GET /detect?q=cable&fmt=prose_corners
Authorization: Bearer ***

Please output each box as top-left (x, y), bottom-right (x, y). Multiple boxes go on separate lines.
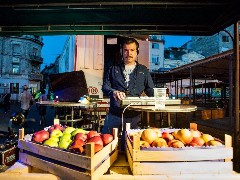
top-left (121, 103), bottom-right (132, 132)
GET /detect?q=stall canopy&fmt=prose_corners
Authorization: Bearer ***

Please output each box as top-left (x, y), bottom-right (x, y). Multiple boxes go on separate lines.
top-left (0, 0), bottom-right (239, 36)
top-left (152, 48), bottom-right (235, 84)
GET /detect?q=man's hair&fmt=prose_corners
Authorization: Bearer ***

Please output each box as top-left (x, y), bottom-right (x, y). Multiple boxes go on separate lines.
top-left (23, 85), bottom-right (28, 90)
top-left (121, 37), bottom-right (139, 55)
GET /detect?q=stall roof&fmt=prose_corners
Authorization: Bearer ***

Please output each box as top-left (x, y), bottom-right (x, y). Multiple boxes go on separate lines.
top-left (152, 49), bottom-right (235, 83)
top-left (0, 0), bottom-right (239, 36)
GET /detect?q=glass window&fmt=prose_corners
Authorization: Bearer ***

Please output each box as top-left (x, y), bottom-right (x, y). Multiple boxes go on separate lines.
top-left (10, 83), bottom-right (19, 94)
top-left (152, 43), bottom-right (159, 49)
top-left (222, 36), bottom-right (229, 42)
top-left (152, 55), bottom-right (159, 64)
top-left (12, 65), bottom-right (20, 74)
top-left (12, 44), bottom-right (21, 55)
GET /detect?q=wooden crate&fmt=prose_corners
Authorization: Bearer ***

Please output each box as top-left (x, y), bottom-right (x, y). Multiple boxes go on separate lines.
top-left (125, 123), bottom-right (233, 175)
top-left (18, 128), bottom-right (118, 180)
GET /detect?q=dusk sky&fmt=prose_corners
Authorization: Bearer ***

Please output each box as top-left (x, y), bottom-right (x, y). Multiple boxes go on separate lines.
top-left (41, 35), bottom-right (191, 70)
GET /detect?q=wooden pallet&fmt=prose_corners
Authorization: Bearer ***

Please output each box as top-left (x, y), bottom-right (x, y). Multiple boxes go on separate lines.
top-left (18, 128), bottom-right (118, 180)
top-left (125, 123), bottom-right (233, 175)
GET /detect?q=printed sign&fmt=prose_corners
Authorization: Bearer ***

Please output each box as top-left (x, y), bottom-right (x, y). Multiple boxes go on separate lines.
top-left (88, 87), bottom-right (98, 94)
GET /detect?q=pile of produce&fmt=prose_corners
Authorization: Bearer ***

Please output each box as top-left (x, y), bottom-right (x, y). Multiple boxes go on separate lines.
top-left (128, 127), bottom-right (223, 149)
top-left (31, 124), bottom-right (114, 154)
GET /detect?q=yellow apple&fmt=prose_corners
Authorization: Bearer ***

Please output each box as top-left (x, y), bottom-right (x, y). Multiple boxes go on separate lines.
top-left (190, 129), bottom-right (202, 138)
top-left (201, 134), bottom-right (214, 143)
top-left (141, 129), bottom-right (157, 144)
top-left (206, 140), bottom-right (223, 146)
top-left (152, 138), bottom-right (168, 147)
top-left (168, 139), bottom-right (185, 148)
top-left (140, 140), bottom-right (150, 148)
top-left (176, 129), bottom-right (193, 145)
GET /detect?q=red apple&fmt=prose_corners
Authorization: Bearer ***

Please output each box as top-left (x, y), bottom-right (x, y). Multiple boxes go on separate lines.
top-left (32, 130), bottom-right (50, 143)
top-left (48, 124), bottom-right (63, 133)
top-left (69, 139), bottom-right (85, 153)
top-left (95, 144), bottom-right (103, 153)
top-left (74, 133), bottom-right (87, 141)
top-left (87, 130), bottom-right (99, 139)
top-left (162, 132), bottom-right (174, 142)
top-left (190, 137), bottom-right (205, 147)
top-left (87, 136), bottom-right (103, 146)
top-left (101, 134), bottom-right (113, 146)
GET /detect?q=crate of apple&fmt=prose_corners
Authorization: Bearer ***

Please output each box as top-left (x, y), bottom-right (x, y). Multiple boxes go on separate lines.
top-left (31, 124), bottom-right (114, 154)
top-left (128, 125), bottom-right (224, 149)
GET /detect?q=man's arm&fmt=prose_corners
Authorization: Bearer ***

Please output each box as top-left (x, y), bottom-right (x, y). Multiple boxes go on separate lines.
top-left (144, 70), bottom-right (154, 97)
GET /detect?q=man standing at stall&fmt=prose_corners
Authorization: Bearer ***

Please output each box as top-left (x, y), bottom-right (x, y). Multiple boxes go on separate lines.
top-left (102, 37), bottom-right (154, 145)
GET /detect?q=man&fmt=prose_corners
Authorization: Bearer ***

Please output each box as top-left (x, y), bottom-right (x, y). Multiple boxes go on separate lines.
top-left (19, 85), bottom-right (33, 118)
top-left (102, 37), bottom-right (154, 138)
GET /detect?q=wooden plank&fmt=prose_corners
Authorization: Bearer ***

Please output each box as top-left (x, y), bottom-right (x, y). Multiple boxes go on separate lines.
top-left (18, 140), bottom-right (91, 170)
top-left (19, 150), bottom-right (118, 180)
top-left (19, 152), bottom-right (90, 180)
top-left (0, 173), bottom-right (60, 180)
top-left (100, 173), bottom-right (240, 180)
top-left (91, 150), bottom-right (118, 180)
top-left (225, 134), bottom-right (232, 162)
top-left (131, 161), bottom-right (233, 175)
top-left (131, 147), bottom-right (233, 162)
top-left (126, 144), bottom-right (133, 173)
top-left (125, 134), bottom-right (133, 158)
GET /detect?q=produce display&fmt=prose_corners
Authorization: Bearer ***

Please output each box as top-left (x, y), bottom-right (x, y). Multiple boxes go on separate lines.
top-left (31, 124), bottom-right (113, 154)
top-left (128, 127), bottom-right (224, 149)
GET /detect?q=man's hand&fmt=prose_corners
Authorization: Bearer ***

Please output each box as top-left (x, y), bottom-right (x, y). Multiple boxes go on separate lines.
top-left (113, 91), bottom-right (126, 101)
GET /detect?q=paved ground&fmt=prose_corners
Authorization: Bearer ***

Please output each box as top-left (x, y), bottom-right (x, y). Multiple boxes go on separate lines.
top-left (0, 103), bottom-right (55, 135)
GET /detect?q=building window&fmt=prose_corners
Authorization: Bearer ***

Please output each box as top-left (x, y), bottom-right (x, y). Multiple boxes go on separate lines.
top-left (33, 47), bottom-right (38, 56)
top-left (10, 83), bottom-right (19, 94)
top-left (12, 65), bottom-right (20, 74)
top-left (12, 44), bottom-right (21, 55)
top-left (12, 57), bottom-right (20, 63)
top-left (152, 55), bottom-right (159, 65)
top-left (152, 43), bottom-right (159, 49)
top-left (222, 36), bottom-right (229, 42)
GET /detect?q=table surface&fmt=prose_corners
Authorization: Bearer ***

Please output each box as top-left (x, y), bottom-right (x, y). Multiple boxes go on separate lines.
top-left (128, 105), bottom-right (197, 113)
top-left (36, 101), bottom-right (94, 108)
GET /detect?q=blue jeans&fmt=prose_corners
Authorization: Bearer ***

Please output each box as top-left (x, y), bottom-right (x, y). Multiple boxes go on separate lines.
top-left (101, 112), bottom-right (141, 151)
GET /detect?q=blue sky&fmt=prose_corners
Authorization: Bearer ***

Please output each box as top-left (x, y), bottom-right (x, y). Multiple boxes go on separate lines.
top-left (41, 35), bottom-right (191, 69)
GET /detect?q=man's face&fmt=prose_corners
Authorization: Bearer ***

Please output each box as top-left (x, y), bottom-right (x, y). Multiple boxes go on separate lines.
top-left (123, 42), bottom-right (138, 65)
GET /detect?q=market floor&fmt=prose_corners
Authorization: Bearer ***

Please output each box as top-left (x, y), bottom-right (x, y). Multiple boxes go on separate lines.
top-left (0, 103), bottom-right (55, 134)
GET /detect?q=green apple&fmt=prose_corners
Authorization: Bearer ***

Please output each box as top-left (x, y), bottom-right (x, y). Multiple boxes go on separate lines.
top-left (59, 139), bottom-right (72, 149)
top-left (72, 128), bottom-right (87, 136)
top-left (51, 129), bottom-right (63, 138)
top-left (63, 127), bottom-right (76, 134)
top-left (43, 139), bottom-right (59, 147)
top-left (60, 133), bottom-right (72, 141)
top-left (48, 136), bottom-right (60, 143)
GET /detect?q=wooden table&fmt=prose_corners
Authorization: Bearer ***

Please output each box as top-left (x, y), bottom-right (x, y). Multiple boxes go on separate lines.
top-left (128, 105), bottom-right (197, 127)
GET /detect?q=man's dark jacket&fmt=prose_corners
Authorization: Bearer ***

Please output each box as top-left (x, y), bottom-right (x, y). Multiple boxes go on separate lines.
top-left (102, 62), bottom-right (154, 117)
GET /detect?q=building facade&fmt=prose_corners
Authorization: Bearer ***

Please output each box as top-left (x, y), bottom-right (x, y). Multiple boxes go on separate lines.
top-left (0, 35), bottom-right (43, 101)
